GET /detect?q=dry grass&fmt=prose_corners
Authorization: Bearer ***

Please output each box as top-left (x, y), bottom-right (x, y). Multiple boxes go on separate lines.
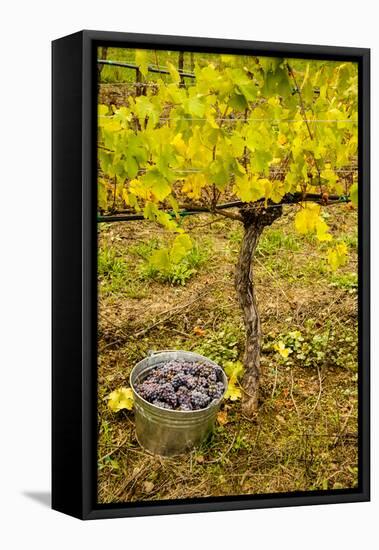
top-left (97, 205), bottom-right (358, 504)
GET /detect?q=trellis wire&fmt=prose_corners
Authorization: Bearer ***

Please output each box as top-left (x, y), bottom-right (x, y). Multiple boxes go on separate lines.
top-left (98, 194), bottom-right (350, 223)
top-left (132, 168), bottom-right (357, 174)
top-left (98, 59), bottom-right (195, 79)
top-left (98, 114), bottom-right (355, 124)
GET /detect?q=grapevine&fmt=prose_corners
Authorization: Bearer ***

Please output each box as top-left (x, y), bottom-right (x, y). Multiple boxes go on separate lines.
top-left (98, 49), bottom-right (358, 415)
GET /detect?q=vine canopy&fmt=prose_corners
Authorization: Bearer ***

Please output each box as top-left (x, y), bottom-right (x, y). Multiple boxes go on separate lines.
top-left (98, 49), bottom-right (358, 266)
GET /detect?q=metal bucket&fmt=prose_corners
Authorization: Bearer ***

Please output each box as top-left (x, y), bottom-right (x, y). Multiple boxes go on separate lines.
top-left (130, 350), bottom-right (228, 457)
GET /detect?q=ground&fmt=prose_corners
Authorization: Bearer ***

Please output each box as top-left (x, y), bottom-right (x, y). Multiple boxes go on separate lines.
top-left (97, 205), bottom-right (358, 503)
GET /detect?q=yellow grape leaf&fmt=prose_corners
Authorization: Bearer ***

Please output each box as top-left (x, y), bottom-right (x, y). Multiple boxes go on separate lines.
top-left (174, 233), bottom-right (192, 252)
top-left (169, 242), bottom-right (187, 264)
top-left (149, 248), bottom-right (171, 271)
top-left (224, 361), bottom-right (243, 402)
top-left (322, 170), bottom-right (338, 189)
top-left (108, 387), bottom-right (134, 412)
top-left (295, 203), bottom-right (332, 242)
top-left (98, 104), bottom-right (109, 117)
top-left (155, 210), bottom-right (179, 231)
top-left (99, 116), bottom-right (121, 132)
top-left (224, 360), bottom-right (244, 379)
top-left (316, 218), bottom-right (332, 242)
top-left (141, 171), bottom-right (171, 202)
top-left (182, 173), bottom-right (207, 199)
top-left (167, 62), bottom-right (180, 84)
top-left (350, 182), bottom-right (358, 207)
top-left (171, 133), bottom-right (187, 156)
top-left (233, 174), bottom-right (265, 203)
top-left (135, 49), bottom-right (149, 77)
top-left (98, 180), bottom-right (108, 210)
top-left (274, 341), bottom-right (292, 359)
top-left (327, 243), bottom-right (348, 271)
top-left (295, 203), bottom-right (320, 233)
top-left (129, 179), bottom-right (152, 200)
top-left (169, 234), bottom-right (192, 264)
top-left (224, 376), bottom-right (241, 401)
top-left (143, 201), bottom-right (159, 220)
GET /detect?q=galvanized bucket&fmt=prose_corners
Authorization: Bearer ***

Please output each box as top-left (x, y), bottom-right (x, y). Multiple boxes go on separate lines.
top-left (130, 350), bottom-right (228, 457)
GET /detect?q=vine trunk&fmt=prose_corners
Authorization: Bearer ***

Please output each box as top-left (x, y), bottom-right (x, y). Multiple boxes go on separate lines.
top-left (235, 205), bottom-right (283, 416)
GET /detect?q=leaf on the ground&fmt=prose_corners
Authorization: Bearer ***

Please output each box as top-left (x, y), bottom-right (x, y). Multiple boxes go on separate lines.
top-left (274, 341), bottom-right (292, 359)
top-left (224, 377), bottom-right (241, 401)
top-left (107, 387), bottom-right (134, 412)
top-left (224, 360), bottom-right (244, 379)
top-left (143, 481), bottom-right (154, 493)
top-left (193, 326), bottom-right (205, 336)
top-left (224, 361), bottom-right (243, 401)
top-left (217, 410), bottom-right (229, 425)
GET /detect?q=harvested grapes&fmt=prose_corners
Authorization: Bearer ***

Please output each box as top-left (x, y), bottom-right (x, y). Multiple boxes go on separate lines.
top-left (135, 360), bottom-right (226, 411)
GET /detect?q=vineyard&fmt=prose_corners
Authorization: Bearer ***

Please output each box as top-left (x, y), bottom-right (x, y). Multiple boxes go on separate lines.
top-left (97, 47), bottom-right (358, 503)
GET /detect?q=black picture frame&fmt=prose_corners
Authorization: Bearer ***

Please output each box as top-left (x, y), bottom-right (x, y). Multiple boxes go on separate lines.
top-left (52, 30), bottom-right (370, 520)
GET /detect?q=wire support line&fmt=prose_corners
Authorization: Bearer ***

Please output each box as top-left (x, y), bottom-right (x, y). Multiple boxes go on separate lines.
top-left (97, 59), bottom-right (195, 78)
top-left (155, 117), bottom-right (356, 123)
top-left (132, 168), bottom-right (357, 174)
top-left (97, 193), bottom-right (350, 223)
top-left (99, 82), bottom-right (198, 87)
top-left (98, 115), bottom-right (356, 124)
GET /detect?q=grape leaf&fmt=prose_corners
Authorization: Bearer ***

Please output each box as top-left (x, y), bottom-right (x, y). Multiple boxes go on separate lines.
top-left (108, 387), bottom-right (134, 412)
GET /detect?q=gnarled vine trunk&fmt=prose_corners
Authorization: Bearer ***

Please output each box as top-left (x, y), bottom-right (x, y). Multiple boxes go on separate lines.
top-left (235, 206), bottom-right (283, 416)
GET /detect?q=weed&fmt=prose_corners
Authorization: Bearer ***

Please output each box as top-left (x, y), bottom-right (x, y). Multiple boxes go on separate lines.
top-left (138, 240), bottom-right (209, 286)
top-left (257, 229), bottom-right (300, 256)
top-left (266, 320), bottom-right (358, 371)
top-left (98, 247), bottom-right (129, 293)
top-left (193, 323), bottom-right (242, 365)
top-left (329, 271), bottom-right (358, 293)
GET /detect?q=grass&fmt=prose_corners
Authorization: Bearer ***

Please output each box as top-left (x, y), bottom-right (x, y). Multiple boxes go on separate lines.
top-left (97, 204), bottom-right (358, 503)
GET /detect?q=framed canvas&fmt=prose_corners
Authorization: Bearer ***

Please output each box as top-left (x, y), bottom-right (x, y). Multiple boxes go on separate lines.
top-left (52, 30), bottom-right (370, 520)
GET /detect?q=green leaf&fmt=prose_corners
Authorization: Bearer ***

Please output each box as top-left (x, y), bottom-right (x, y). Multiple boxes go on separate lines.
top-left (186, 94), bottom-right (206, 117)
top-left (228, 92), bottom-right (248, 111)
top-left (125, 156), bottom-right (139, 179)
top-left (134, 96), bottom-right (159, 127)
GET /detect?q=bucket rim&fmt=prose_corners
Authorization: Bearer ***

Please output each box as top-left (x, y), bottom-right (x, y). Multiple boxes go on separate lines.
top-left (129, 349), bottom-right (228, 415)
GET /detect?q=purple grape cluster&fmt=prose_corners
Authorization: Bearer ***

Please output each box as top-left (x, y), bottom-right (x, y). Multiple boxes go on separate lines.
top-left (135, 359), bottom-right (225, 411)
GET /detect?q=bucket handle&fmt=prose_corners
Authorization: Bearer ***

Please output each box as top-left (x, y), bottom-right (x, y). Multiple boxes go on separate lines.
top-left (147, 349), bottom-right (180, 356)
